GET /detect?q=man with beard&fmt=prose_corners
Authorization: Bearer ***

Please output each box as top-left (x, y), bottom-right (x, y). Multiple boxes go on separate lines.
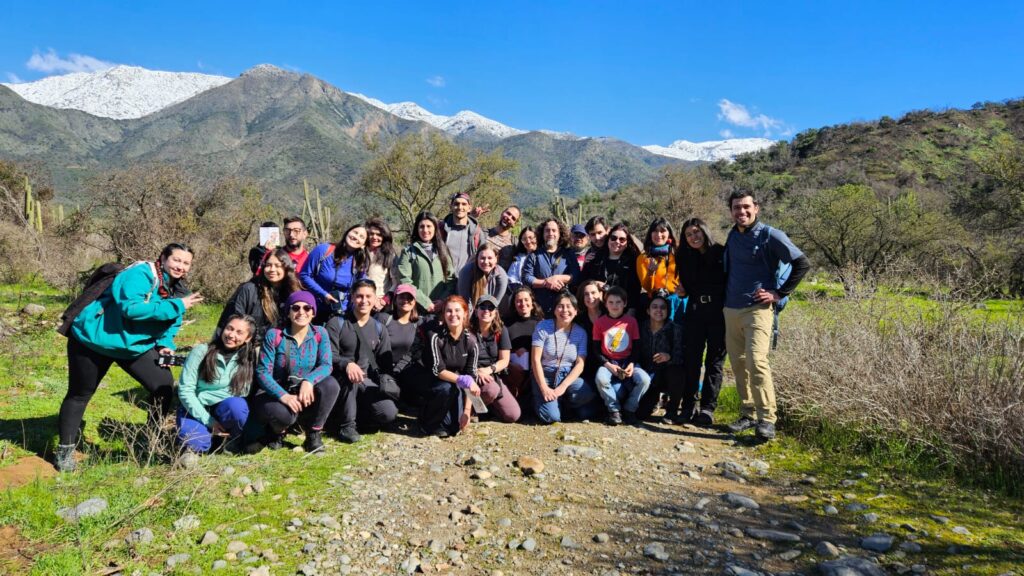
top-left (523, 218), bottom-right (581, 314)
top-left (570, 224), bottom-right (590, 269)
top-left (486, 205), bottom-right (522, 269)
top-left (282, 216), bottom-right (310, 272)
top-left (441, 193), bottom-right (488, 274)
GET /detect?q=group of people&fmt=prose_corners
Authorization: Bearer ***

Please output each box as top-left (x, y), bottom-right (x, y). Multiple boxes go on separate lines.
top-left (53, 189), bottom-right (809, 472)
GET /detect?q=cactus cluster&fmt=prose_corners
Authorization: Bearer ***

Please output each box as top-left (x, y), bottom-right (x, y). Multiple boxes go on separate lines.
top-left (21, 176), bottom-right (67, 233)
top-left (551, 196), bottom-right (587, 226)
top-left (301, 179), bottom-right (332, 244)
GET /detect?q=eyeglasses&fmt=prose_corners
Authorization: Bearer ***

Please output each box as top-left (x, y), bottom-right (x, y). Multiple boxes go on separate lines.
top-left (290, 304), bottom-right (313, 313)
top-left (284, 227), bottom-right (305, 235)
top-left (477, 303), bottom-right (497, 311)
top-left (609, 235), bottom-right (628, 242)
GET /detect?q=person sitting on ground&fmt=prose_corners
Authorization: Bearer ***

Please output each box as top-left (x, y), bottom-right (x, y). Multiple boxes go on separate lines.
top-left (522, 218), bottom-right (581, 315)
top-left (57, 243), bottom-right (203, 472)
top-left (177, 314), bottom-right (257, 453)
top-left (458, 245), bottom-right (509, 311)
top-left (486, 205), bottom-right (522, 269)
top-left (248, 291), bottom-right (340, 453)
top-left (502, 285), bottom-right (544, 406)
top-left (593, 286), bottom-right (651, 425)
top-left (633, 292), bottom-right (685, 422)
top-left (216, 248), bottom-right (301, 344)
top-left (282, 216), bottom-right (311, 272)
top-left (505, 227), bottom-right (538, 289)
top-left (365, 218), bottom-right (398, 311)
top-left (419, 296), bottom-right (483, 437)
top-left (469, 295), bottom-right (521, 423)
top-left (575, 279), bottom-right (605, 385)
top-left (531, 292), bottom-right (598, 424)
top-left (396, 211), bottom-right (456, 315)
top-left (326, 279), bottom-right (399, 444)
top-left (299, 224), bottom-right (368, 323)
top-left (382, 284), bottom-right (428, 407)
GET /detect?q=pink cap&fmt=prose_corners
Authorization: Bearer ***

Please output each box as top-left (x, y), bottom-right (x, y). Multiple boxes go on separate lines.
top-left (394, 284), bottom-right (417, 297)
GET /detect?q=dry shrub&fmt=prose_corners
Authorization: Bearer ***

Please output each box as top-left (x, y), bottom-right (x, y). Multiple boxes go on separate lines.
top-left (774, 293), bottom-right (1024, 486)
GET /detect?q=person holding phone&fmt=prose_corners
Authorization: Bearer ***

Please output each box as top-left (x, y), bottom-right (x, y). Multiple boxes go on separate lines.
top-left (57, 243), bottom-right (203, 472)
top-left (248, 291), bottom-right (340, 453)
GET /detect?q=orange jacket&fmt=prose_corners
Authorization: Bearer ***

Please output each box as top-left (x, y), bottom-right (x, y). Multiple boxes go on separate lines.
top-left (636, 251), bottom-right (678, 294)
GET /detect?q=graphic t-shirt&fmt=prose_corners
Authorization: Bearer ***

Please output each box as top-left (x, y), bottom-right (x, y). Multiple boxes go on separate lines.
top-left (592, 314), bottom-right (639, 362)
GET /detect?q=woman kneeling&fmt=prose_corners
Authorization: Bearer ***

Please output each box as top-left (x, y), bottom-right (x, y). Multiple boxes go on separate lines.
top-left (420, 296), bottom-right (483, 437)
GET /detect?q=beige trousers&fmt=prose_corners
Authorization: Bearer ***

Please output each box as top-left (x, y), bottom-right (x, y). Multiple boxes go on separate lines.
top-left (723, 304), bottom-right (777, 423)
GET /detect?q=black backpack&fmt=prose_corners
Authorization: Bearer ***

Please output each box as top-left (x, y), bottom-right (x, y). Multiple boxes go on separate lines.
top-left (57, 263), bottom-right (126, 337)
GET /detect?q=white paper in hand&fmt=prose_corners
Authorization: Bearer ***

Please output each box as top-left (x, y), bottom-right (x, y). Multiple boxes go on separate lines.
top-left (469, 394), bottom-right (489, 414)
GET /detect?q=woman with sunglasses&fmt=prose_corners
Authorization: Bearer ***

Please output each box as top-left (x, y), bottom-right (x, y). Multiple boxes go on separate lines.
top-left (57, 243), bottom-right (203, 472)
top-left (248, 291), bottom-right (340, 453)
top-left (217, 247), bottom-right (302, 343)
top-left (469, 294), bottom-right (521, 422)
top-left (396, 211), bottom-right (456, 315)
top-left (420, 295), bottom-right (482, 437)
top-left (581, 223), bottom-right (641, 316)
top-left (299, 224), bottom-right (369, 323)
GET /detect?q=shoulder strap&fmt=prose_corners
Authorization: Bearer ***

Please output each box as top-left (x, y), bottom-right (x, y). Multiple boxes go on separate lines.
top-left (314, 244), bottom-right (336, 276)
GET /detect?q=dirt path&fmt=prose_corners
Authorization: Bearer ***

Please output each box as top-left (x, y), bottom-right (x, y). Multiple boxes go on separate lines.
top-left (292, 415), bottom-right (886, 576)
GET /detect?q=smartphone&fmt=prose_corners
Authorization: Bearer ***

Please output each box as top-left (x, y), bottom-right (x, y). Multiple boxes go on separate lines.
top-left (469, 394), bottom-right (489, 414)
top-left (156, 355), bottom-right (187, 367)
top-left (259, 226), bottom-right (281, 248)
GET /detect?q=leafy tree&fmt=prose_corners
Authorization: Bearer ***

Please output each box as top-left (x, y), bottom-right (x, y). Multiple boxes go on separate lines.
top-left (600, 165), bottom-right (725, 233)
top-left (358, 133), bottom-right (517, 236)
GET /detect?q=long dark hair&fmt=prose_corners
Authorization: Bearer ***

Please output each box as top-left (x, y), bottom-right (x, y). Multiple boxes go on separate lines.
top-left (643, 217), bottom-right (678, 254)
top-left (600, 222), bottom-right (640, 261)
top-left (412, 211), bottom-right (453, 278)
top-left (256, 248), bottom-right (301, 326)
top-left (508, 285), bottom-right (544, 320)
top-left (365, 217), bottom-right (397, 271)
top-left (335, 224), bottom-right (369, 274)
top-left (514, 227), bottom-right (537, 256)
top-left (470, 300), bottom-right (504, 337)
top-left (155, 242), bottom-right (194, 297)
top-left (535, 218), bottom-right (569, 251)
top-left (679, 217), bottom-right (719, 251)
top-left (199, 314), bottom-right (258, 396)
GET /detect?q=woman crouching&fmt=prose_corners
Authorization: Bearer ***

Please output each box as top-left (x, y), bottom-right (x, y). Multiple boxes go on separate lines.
top-left (419, 296), bottom-right (483, 437)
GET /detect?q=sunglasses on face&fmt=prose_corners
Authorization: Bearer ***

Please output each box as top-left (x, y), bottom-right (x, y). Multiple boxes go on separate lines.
top-left (477, 303), bottom-right (497, 311)
top-left (290, 304), bottom-right (313, 313)
top-left (609, 235), bottom-right (628, 242)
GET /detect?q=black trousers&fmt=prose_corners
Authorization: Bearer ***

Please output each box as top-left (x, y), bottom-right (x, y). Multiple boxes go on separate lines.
top-left (333, 376), bottom-right (398, 432)
top-left (681, 302), bottom-right (727, 415)
top-left (636, 366), bottom-right (678, 419)
top-left (251, 376), bottom-right (341, 434)
top-left (59, 335), bottom-right (174, 445)
top-left (419, 379), bottom-right (464, 435)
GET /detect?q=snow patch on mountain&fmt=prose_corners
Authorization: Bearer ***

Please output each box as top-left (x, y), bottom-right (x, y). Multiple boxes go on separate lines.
top-left (643, 138), bottom-right (776, 162)
top-left (2, 65), bottom-right (231, 119)
top-left (350, 93), bottom-right (525, 138)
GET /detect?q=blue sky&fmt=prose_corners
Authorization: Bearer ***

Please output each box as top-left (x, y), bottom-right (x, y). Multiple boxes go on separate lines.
top-left (3, 1), bottom-right (1023, 144)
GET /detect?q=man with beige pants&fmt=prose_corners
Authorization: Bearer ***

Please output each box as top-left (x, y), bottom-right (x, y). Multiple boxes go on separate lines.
top-left (723, 191), bottom-right (810, 441)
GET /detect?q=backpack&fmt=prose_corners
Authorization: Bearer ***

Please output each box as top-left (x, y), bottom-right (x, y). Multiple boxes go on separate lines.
top-left (57, 261), bottom-right (158, 337)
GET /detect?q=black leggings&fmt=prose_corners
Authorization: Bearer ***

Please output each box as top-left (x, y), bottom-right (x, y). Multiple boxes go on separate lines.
top-left (682, 304), bottom-right (727, 414)
top-left (251, 376), bottom-right (341, 434)
top-left (59, 336), bottom-right (174, 445)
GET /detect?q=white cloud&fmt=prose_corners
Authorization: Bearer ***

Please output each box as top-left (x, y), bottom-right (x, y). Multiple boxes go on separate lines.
top-left (426, 75), bottom-right (446, 88)
top-left (5, 72), bottom-right (24, 83)
top-left (717, 98), bottom-right (788, 137)
top-left (26, 49), bottom-right (114, 74)
top-left (719, 128), bottom-right (734, 138)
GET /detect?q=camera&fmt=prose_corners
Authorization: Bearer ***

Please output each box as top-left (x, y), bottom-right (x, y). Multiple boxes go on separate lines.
top-left (156, 355), bottom-right (187, 367)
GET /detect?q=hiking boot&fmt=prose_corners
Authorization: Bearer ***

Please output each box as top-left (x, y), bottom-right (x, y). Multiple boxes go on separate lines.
top-left (303, 430), bottom-right (325, 453)
top-left (55, 444), bottom-right (77, 473)
top-left (660, 409), bottom-right (677, 425)
top-left (693, 410), bottom-right (715, 428)
top-left (623, 411), bottom-right (639, 425)
top-left (243, 433), bottom-right (284, 455)
top-left (606, 411), bottom-right (622, 426)
top-left (755, 420), bottom-right (776, 440)
top-left (338, 426), bottom-right (362, 444)
top-left (727, 416), bottom-right (757, 433)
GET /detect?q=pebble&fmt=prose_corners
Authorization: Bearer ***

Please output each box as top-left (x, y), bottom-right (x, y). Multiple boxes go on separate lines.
top-left (861, 533), bottom-right (895, 552)
top-left (715, 460), bottom-right (748, 476)
top-left (226, 540), bottom-right (248, 554)
top-left (823, 505), bottom-right (839, 515)
top-left (749, 459), bottom-right (770, 475)
top-left (594, 532), bottom-right (610, 543)
top-left (899, 541), bottom-right (922, 553)
top-left (560, 536), bottom-right (578, 549)
top-left (643, 542), bottom-right (669, 561)
top-left (56, 498), bottom-right (108, 522)
top-left (951, 525), bottom-right (971, 535)
top-left (778, 549), bottom-right (802, 561)
top-left (178, 451), bottom-right (200, 469)
top-left (695, 497), bottom-right (712, 511)
top-left (800, 475), bottom-right (818, 485)
top-left (212, 559), bottom-right (228, 570)
top-left (555, 445), bottom-right (602, 459)
top-left (21, 303), bottom-right (46, 315)
top-left (498, 518), bottom-right (512, 527)
top-left (675, 442), bottom-right (697, 453)
top-left (173, 514), bottom-right (200, 531)
top-left (516, 456), bottom-right (545, 475)
top-left (471, 470), bottom-right (492, 480)
top-left (929, 514), bottom-right (950, 524)
top-left (521, 537), bottom-right (538, 551)
top-left (721, 492), bottom-right (760, 510)
top-left (166, 553), bottom-right (191, 567)
top-left (746, 528), bottom-right (801, 543)
top-left (846, 502), bottom-right (869, 512)
top-left (724, 565), bottom-right (763, 576)
top-left (248, 567), bottom-right (270, 576)
top-left (862, 513), bottom-right (879, 523)
top-left (200, 530), bottom-right (219, 545)
top-left (816, 541), bottom-right (840, 557)
top-left (818, 556), bottom-right (887, 576)
top-left (125, 527), bottom-right (154, 546)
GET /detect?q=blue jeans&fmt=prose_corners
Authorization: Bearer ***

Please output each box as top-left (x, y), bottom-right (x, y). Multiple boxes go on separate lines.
top-left (176, 397), bottom-right (249, 453)
top-left (533, 367), bottom-right (598, 424)
top-left (595, 365), bottom-right (652, 413)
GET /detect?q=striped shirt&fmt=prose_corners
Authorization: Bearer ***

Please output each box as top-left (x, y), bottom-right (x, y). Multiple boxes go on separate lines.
top-left (256, 325), bottom-right (333, 398)
top-left (531, 319), bottom-right (588, 370)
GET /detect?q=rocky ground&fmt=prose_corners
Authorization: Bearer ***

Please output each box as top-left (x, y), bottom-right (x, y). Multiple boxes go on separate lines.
top-left (278, 414), bottom-right (928, 576)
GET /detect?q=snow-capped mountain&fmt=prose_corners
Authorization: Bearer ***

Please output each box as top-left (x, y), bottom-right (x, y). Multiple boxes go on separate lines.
top-left (349, 94), bottom-right (526, 139)
top-left (643, 138), bottom-right (777, 162)
top-left (2, 65), bottom-right (231, 119)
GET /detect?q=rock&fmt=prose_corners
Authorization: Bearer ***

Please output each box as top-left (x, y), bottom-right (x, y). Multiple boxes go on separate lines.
top-left (721, 492), bottom-right (760, 510)
top-left (816, 541), bottom-right (841, 558)
top-left (951, 525), bottom-right (971, 536)
top-left (783, 495), bottom-right (809, 503)
top-left (861, 533), bottom-right (894, 553)
top-left (899, 541), bottom-right (923, 553)
top-left (800, 475), bottom-right (818, 485)
top-left (778, 549), bottom-right (802, 561)
top-left (749, 459), bottom-right (770, 475)
top-left (560, 536), bottom-right (578, 549)
top-left (428, 539), bottom-right (446, 553)
top-left (846, 502), bottom-right (869, 512)
top-left (212, 559), bottom-right (228, 570)
top-left (261, 549), bottom-right (278, 562)
top-left (125, 527), bottom-right (154, 546)
top-left (684, 470), bottom-right (702, 480)
top-left (173, 514), bottom-right (201, 531)
top-left (226, 540), bottom-right (248, 554)
top-left (521, 537), bottom-right (537, 551)
top-left (21, 303), bottom-right (46, 316)
top-left (675, 442), bottom-right (697, 453)
top-left (929, 514), bottom-right (950, 525)
top-left (643, 542), bottom-right (669, 561)
top-left (862, 513), bottom-right (880, 523)
top-left (715, 460), bottom-right (748, 476)
top-left (199, 530), bottom-right (219, 545)
top-left (399, 556), bottom-right (419, 574)
top-left (818, 556), bottom-right (887, 576)
top-left (466, 454), bottom-right (486, 466)
top-left (694, 497), bottom-right (712, 511)
top-left (823, 505), bottom-right (839, 515)
top-left (516, 456), bottom-right (545, 475)
top-left (166, 553), bottom-right (191, 567)
top-left (179, 451), bottom-right (200, 469)
top-left (471, 470), bottom-right (492, 480)
top-left (746, 528), bottom-right (801, 543)
top-left (541, 524), bottom-right (562, 536)
top-left (298, 563), bottom-right (319, 576)
top-left (248, 567), bottom-right (271, 576)
top-left (593, 532), bottom-right (610, 543)
top-left (498, 518), bottom-right (512, 527)
top-left (252, 479), bottom-right (266, 493)
top-left (724, 565), bottom-right (763, 576)
top-left (56, 498), bottom-right (108, 522)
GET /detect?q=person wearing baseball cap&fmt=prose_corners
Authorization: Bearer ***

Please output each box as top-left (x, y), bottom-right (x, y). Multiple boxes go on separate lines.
top-left (386, 284), bottom-right (430, 406)
top-left (570, 224), bottom-right (590, 270)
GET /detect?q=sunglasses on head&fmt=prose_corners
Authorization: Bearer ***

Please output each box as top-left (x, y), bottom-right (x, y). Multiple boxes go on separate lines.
top-left (290, 304), bottom-right (313, 313)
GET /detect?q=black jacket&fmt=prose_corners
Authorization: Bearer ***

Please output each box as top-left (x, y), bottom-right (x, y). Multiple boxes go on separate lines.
top-left (325, 315), bottom-right (394, 379)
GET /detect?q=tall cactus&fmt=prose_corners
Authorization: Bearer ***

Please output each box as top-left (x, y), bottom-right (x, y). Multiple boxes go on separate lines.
top-left (551, 196), bottom-right (586, 226)
top-left (22, 176), bottom-right (43, 232)
top-left (301, 179), bottom-right (332, 244)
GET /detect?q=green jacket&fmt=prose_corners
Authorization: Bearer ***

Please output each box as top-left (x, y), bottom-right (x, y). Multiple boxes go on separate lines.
top-left (71, 262), bottom-right (186, 359)
top-left (177, 343), bottom-right (247, 427)
top-left (396, 242), bottom-right (456, 312)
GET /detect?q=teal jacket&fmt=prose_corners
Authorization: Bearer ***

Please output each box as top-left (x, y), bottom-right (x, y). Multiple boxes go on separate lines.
top-left (396, 242), bottom-right (456, 312)
top-left (71, 262), bottom-right (186, 359)
top-left (177, 343), bottom-right (247, 427)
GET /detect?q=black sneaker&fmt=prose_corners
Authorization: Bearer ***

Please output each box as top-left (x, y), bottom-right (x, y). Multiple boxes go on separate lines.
top-left (623, 411), bottom-right (639, 425)
top-left (304, 430), bottom-right (325, 453)
top-left (606, 411), bottom-right (622, 426)
top-left (693, 410), bottom-right (715, 427)
top-left (266, 434), bottom-right (285, 450)
top-left (755, 420), bottom-right (776, 440)
top-left (727, 416), bottom-right (757, 433)
top-left (660, 409), bottom-right (677, 425)
top-left (338, 426), bottom-right (362, 444)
